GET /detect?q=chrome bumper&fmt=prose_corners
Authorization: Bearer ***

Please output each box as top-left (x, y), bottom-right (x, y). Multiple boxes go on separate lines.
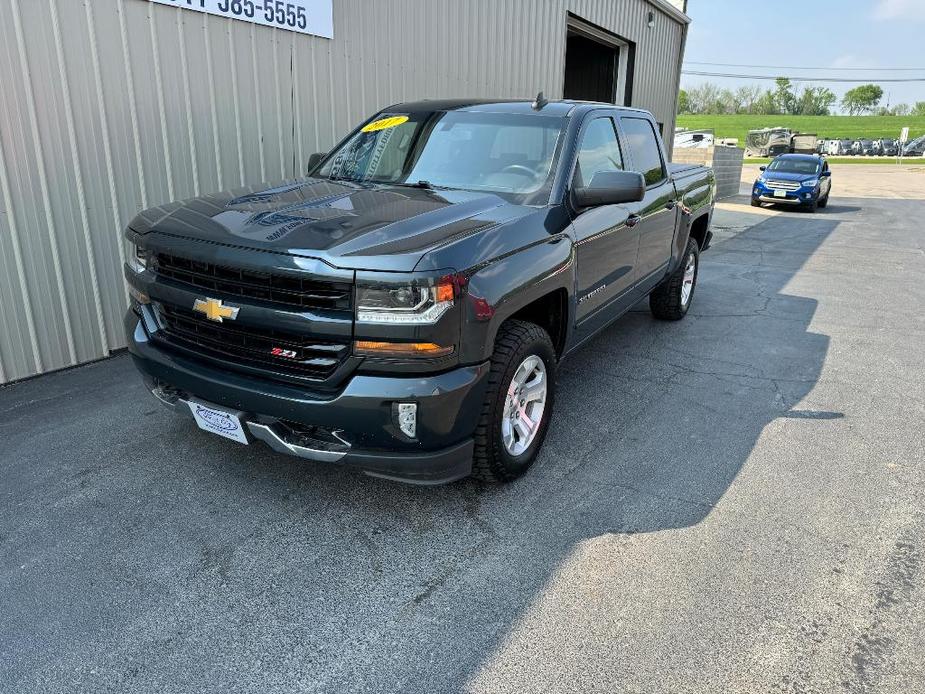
top-left (758, 194), bottom-right (803, 205)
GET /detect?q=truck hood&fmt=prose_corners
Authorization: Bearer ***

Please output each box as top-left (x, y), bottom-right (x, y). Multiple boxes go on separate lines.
top-left (128, 178), bottom-right (530, 272)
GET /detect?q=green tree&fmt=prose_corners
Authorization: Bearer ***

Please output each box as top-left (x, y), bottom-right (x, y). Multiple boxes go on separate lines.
top-left (754, 90), bottom-right (780, 115)
top-left (686, 82), bottom-right (723, 114)
top-left (796, 87), bottom-right (837, 116)
top-left (735, 85), bottom-right (764, 114)
top-left (911, 102), bottom-right (925, 117)
top-left (890, 103), bottom-right (910, 116)
top-left (677, 89), bottom-right (690, 114)
top-left (774, 77), bottom-right (797, 114)
top-left (841, 84), bottom-right (884, 115)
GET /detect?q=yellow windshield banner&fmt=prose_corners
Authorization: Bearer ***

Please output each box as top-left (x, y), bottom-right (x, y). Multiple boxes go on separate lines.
top-left (361, 115), bottom-right (409, 133)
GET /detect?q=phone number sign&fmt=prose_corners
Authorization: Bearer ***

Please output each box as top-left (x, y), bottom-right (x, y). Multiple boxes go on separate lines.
top-left (148, 0), bottom-right (333, 38)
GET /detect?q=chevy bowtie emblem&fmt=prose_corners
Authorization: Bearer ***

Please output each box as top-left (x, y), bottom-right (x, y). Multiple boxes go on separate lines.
top-left (193, 297), bottom-right (240, 323)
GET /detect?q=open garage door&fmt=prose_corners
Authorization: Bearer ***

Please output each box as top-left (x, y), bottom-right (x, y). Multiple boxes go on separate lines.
top-left (563, 15), bottom-right (632, 105)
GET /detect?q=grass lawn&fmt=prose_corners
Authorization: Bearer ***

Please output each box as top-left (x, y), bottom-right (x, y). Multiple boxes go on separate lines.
top-left (677, 114), bottom-right (925, 143)
top-left (744, 157), bottom-right (925, 165)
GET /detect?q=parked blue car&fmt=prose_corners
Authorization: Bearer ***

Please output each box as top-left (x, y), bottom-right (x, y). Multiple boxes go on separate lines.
top-left (751, 153), bottom-right (832, 212)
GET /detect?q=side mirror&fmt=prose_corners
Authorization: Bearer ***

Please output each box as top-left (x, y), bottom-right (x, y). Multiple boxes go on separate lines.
top-left (759, 165), bottom-right (767, 171)
top-left (306, 152), bottom-right (326, 175)
top-left (573, 170), bottom-right (646, 208)
top-left (820, 170), bottom-right (831, 178)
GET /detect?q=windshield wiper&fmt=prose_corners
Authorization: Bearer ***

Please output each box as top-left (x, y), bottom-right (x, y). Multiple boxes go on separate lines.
top-left (409, 180), bottom-right (458, 191)
top-left (387, 179), bottom-right (439, 189)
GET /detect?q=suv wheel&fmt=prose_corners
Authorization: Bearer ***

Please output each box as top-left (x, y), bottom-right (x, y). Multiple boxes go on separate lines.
top-left (471, 320), bottom-right (556, 483)
top-left (649, 238), bottom-right (699, 321)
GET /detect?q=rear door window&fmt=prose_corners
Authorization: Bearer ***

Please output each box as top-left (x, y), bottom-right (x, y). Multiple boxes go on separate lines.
top-left (620, 117), bottom-right (666, 186)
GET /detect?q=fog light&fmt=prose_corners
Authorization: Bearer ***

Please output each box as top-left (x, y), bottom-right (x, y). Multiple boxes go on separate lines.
top-left (396, 403), bottom-right (417, 438)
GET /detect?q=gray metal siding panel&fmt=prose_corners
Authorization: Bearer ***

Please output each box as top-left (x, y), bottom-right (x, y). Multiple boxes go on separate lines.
top-left (0, 0), bottom-right (684, 383)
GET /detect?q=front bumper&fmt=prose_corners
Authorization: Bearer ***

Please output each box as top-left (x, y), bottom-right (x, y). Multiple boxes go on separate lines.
top-left (753, 186), bottom-right (819, 206)
top-left (126, 311), bottom-right (490, 484)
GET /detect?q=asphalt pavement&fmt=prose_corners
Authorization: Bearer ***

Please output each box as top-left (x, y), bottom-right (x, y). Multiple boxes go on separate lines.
top-left (2, 192), bottom-right (924, 693)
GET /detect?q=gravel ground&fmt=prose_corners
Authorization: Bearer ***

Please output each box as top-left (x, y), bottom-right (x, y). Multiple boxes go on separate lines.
top-left (2, 193), bottom-right (924, 693)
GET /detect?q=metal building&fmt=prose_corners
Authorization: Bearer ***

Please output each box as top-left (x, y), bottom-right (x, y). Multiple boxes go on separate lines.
top-left (0, 0), bottom-right (689, 384)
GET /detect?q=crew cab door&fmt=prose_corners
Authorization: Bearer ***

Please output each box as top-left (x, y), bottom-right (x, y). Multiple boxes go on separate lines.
top-left (617, 116), bottom-right (678, 285)
top-left (570, 115), bottom-right (639, 337)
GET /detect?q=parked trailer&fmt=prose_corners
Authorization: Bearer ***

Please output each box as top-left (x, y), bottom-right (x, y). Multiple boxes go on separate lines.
top-left (792, 133), bottom-right (818, 154)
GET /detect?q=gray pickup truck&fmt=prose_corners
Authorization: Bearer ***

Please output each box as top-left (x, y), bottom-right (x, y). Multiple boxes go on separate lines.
top-left (124, 98), bottom-right (715, 484)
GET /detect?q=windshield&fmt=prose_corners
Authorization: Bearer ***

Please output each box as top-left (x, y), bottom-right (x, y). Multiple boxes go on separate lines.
top-left (767, 158), bottom-right (820, 175)
top-left (317, 110), bottom-right (565, 203)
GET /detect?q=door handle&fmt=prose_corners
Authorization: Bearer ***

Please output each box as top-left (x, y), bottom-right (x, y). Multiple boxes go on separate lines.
top-left (626, 214), bottom-right (641, 228)
top-left (665, 200), bottom-right (677, 210)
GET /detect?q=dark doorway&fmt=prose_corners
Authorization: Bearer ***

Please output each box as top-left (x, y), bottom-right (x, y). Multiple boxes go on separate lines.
top-left (563, 31), bottom-right (618, 103)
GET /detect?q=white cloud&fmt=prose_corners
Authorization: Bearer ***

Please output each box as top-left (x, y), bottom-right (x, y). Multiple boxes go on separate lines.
top-left (872, 0), bottom-right (921, 21)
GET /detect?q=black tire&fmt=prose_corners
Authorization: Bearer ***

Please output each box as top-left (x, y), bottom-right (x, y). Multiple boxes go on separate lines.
top-left (806, 199), bottom-right (818, 213)
top-left (818, 194), bottom-right (828, 209)
top-left (649, 238), bottom-right (699, 321)
top-left (471, 320), bottom-right (556, 483)
top-left (750, 198), bottom-right (761, 207)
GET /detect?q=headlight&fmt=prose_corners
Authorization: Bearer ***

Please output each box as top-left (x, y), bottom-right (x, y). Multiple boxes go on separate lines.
top-left (128, 240), bottom-right (148, 273)
top-left (356, 275), bottom-right (455, 324)
top-left (802, 178), bottom-right (819, 188)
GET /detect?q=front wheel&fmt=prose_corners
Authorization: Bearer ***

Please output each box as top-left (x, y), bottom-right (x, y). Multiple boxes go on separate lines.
top-left (471, 320), bottom-right (556, 483)
top-left (818, 194), bottom-right (828, 209)
top-left (649, 238), bottom-right (699, 321)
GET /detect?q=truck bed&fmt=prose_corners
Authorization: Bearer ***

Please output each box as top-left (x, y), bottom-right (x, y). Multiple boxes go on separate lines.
top-left (668, 162), bottom-right (707, 178)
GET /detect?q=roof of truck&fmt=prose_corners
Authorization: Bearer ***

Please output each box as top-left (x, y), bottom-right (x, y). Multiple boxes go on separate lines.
top-left (382, 98), bottom-right (654, 118)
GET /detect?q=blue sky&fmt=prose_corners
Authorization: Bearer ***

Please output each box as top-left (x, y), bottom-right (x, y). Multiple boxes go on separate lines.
top-left (682, 0), bottom-right (925, 110)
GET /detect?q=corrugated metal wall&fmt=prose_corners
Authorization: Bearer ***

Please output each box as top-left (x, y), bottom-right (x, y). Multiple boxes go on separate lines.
top-left (0, 0), bottom-right (686, 384)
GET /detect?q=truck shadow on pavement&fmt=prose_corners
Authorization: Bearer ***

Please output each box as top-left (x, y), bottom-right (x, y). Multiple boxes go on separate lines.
top-left (0, 214), bottom-right (840, 692)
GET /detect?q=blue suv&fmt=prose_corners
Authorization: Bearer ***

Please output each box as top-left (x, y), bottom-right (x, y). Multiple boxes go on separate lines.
top-left (751, 154), bottom-right (832, 212)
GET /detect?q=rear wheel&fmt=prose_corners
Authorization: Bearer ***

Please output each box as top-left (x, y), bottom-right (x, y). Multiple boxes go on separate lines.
top-left (471, 320), bottom-right (556, 483)
top-left (650, 238), bottom-right (699, 321)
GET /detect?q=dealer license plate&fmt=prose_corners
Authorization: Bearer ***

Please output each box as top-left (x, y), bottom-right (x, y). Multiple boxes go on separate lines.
top-left (773, 189), bottom-right (787, 198)
top-left (188, 400), bottom-right (249, 445)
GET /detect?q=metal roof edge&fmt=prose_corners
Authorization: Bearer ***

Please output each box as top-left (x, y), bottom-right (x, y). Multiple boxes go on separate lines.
top-left (647, 0), bottom-right (691, 25)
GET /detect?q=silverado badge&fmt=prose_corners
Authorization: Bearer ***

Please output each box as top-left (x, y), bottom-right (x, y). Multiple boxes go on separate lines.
top-left (193, 297), bottom-right (240, 323)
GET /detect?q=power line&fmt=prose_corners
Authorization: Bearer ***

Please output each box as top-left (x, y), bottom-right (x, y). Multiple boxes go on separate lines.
top-left (682, 70), bottom-right (925, 83)
top-left (685, 61), bottom-right (925, 72)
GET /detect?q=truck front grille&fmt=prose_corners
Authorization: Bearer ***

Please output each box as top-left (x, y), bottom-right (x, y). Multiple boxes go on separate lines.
top-left (153, 253), bottom-right (352, 312)
top-left (154, 304), bottom-right (349, 381)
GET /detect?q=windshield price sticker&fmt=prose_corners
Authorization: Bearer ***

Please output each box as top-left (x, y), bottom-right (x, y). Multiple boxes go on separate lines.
top-left (361, 116), bottom-right (410, 133)
top-left (147, 0), bottom-right (333, 38)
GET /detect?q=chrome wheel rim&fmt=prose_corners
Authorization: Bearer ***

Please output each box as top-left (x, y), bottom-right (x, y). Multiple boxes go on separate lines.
top-left (501, 355), bottom-right (547, 456)
top-left (681, 252), bottom-right (696, 307)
